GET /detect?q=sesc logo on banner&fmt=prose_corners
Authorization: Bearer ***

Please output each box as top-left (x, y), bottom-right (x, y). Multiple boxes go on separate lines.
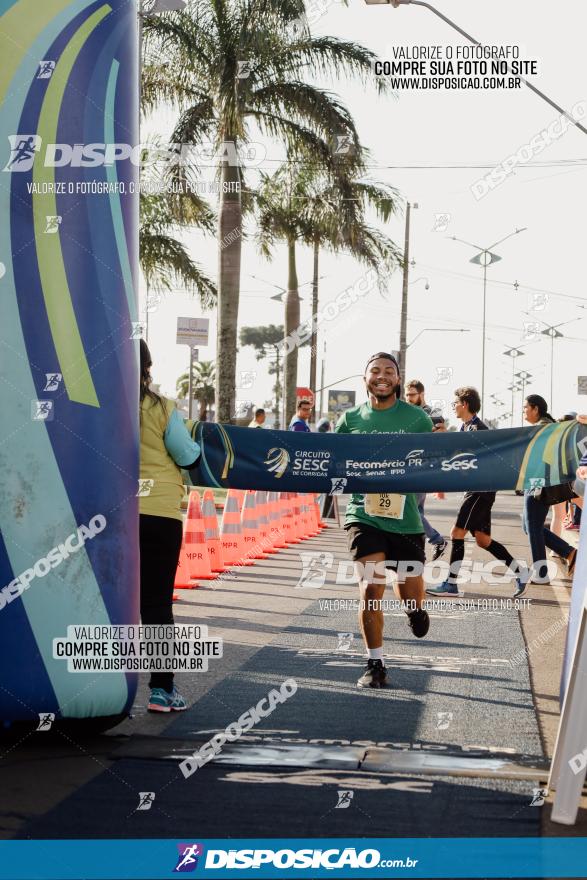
top-left (291, 449), bottom-right (331, 478)
top-left (441, 452), bottom-right (478, 472)
top-left (264, 448), bottom-right (290, 478)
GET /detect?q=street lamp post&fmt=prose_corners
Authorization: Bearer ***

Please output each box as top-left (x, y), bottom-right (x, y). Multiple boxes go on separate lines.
top-left (398, 201), bottom-right (418, 387)
top-left (522, 316), bottom-right (582, 413)
top-left (364, 0), bottom-right (587, 139)
top-left (405, 327), bottom-right (470, 378)
top-left (507, 381), bottom-right (525, 426)
top-left (515, 370), bottom-right (533, 423)
top-left (262, 342), bottom-right (283, 430)
top-left (489, 393), bottom-right (504, 423)
top-left (449, 229), bottom-right (527, 415)
top-left (503, 347), bottom-right (525, 427)
top-left (541, 325), bottom-right (565, 413)
top-left (407, 327), bottom-right (470, 347)
top-left (319, 340), bottom-right (327, 420)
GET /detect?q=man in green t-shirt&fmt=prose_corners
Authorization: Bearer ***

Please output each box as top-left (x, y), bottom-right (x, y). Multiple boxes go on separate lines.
top-left (335, 352), bottom-right (433, 689)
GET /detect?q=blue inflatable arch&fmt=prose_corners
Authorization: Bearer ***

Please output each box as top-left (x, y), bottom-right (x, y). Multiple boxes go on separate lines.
top-left (0, 0), bottom-right (139, 723)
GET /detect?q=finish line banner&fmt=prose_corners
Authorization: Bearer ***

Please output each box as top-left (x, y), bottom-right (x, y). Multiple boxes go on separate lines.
top-left (2, 837), bottom-right (587, 879)
top-left (194, 421), bottom-right (587, 494)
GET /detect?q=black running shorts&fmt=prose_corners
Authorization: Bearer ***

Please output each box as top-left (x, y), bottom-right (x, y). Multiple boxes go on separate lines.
top-left (455, 491), bottom-right (496, 535)
top-left (345, 522), bottom-right (425, 570)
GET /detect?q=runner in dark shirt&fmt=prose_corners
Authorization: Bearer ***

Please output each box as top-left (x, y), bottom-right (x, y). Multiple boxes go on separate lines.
top-left (426, 386), bottom-right (526, 598)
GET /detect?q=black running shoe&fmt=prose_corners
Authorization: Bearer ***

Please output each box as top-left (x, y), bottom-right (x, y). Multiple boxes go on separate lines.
top-left (357, 659), bottom-right (387, 689)
top-left (408, 608), bottom-right (430, 638)
top-left (432, 539), bottom-right (448, 562)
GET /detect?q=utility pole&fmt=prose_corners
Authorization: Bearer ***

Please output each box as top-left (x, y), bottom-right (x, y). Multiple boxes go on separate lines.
top-left (187, 347), bottom-right (194, 419)
top-left (541, 325), bottom-right (564, 413)
top-left (319, 341), bottom-right (326, 420)
top-left (187, 347), bottom-right (198, 420)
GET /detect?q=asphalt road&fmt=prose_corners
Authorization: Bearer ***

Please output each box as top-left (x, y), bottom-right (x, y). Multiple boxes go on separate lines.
top-left (1, 493), bottom-right (585, 850)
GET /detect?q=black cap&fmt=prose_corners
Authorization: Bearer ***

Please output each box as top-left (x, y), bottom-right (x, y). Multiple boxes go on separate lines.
top-left (365, 352), bottom-right (400, 373)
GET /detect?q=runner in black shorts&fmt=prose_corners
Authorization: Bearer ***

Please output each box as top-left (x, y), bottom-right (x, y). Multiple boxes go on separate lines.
top-left (426, 386), bottom-right (526, 598)
top-left (335, 353), bottom-right (433, 689)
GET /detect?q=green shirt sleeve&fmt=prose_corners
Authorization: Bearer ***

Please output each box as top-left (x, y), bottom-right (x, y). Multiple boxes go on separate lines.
top-left (334, 412), bottom-right (349, 433)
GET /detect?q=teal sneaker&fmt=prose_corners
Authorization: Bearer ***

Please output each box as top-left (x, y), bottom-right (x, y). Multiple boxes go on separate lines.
top-left (148, 688), bottom-right (172, 713)
top-left (168, 687), bottom-right (187, 711)
top-left (148, 687), bottom-right (188, 713)
top-left (426, 581), bottom-right (461, 597)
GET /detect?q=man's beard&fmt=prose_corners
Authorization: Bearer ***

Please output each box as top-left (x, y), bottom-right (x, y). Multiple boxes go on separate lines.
top-left (368, 382), bottom-right (397, 402)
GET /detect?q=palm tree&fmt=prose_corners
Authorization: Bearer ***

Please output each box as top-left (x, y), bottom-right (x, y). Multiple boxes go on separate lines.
top-left (256, 166), bottom-right (401, 422)
top-left (142, 0), bottom-right (388, 422)
top-left (140, 189), bottom-right (217, 311)
top-left (176, 359), bottom-right (216, 420)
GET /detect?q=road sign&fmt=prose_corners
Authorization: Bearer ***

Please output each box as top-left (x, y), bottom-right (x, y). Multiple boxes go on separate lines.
top-left (578, 376), bottom-right (587, 395)
top-left (177, 317), bottom-right (209, 347)
top-left (296, 387), bottom-right (315, 405)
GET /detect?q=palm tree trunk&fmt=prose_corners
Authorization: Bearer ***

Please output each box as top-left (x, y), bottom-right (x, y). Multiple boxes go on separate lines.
top-left (216, 139), bottom-right (242, 424)
top-left (199, 399), bottom-right (207, 421)
top-left (284, 238), bottom-right (300, 426)
top-left (309, 237), bottom-right (319, 394)
top-left (274, 346), bottom-right (281, 430)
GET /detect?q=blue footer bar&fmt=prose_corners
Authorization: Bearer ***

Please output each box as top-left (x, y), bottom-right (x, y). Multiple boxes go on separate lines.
top-left (1, 838), bottom-right (587, 879)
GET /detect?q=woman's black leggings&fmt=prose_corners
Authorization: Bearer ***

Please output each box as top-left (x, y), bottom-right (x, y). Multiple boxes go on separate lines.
top-left (139, 514), bottom-right (183, 692)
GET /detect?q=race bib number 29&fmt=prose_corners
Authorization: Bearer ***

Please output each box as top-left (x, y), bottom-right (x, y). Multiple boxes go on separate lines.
top-left (364, 493), bottom-right (406, 519)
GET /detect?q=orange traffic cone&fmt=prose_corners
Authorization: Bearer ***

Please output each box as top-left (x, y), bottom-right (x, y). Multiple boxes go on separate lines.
top-left (292, 492), bottom-right (308, 541)
top-left (174, 527), bottom-right (199, 590)
top-left (268, 491), bottom-right (288, 548)
top-left (185, 491), bottom-right (215, 580)
top-left (284, 493), bottom-right (303, 544)
top-left (255, 490), bottom-right (276, 553)
top-left (241, 491), bottom-right (269, 560)
top-left (202, 489), bottom-right (225, 572)
top-left (302, 494), bottom-right (320, 537)
top-left (220, 489), bottom-right (247, 566)
top-left (233, 489), bottom-right (246, 514)
top-left (307, 494), bottom-right (318, 532)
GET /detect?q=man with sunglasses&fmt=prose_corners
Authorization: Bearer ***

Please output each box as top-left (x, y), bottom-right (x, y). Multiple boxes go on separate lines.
top-left (426, 386), bottom-right (525, 597)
